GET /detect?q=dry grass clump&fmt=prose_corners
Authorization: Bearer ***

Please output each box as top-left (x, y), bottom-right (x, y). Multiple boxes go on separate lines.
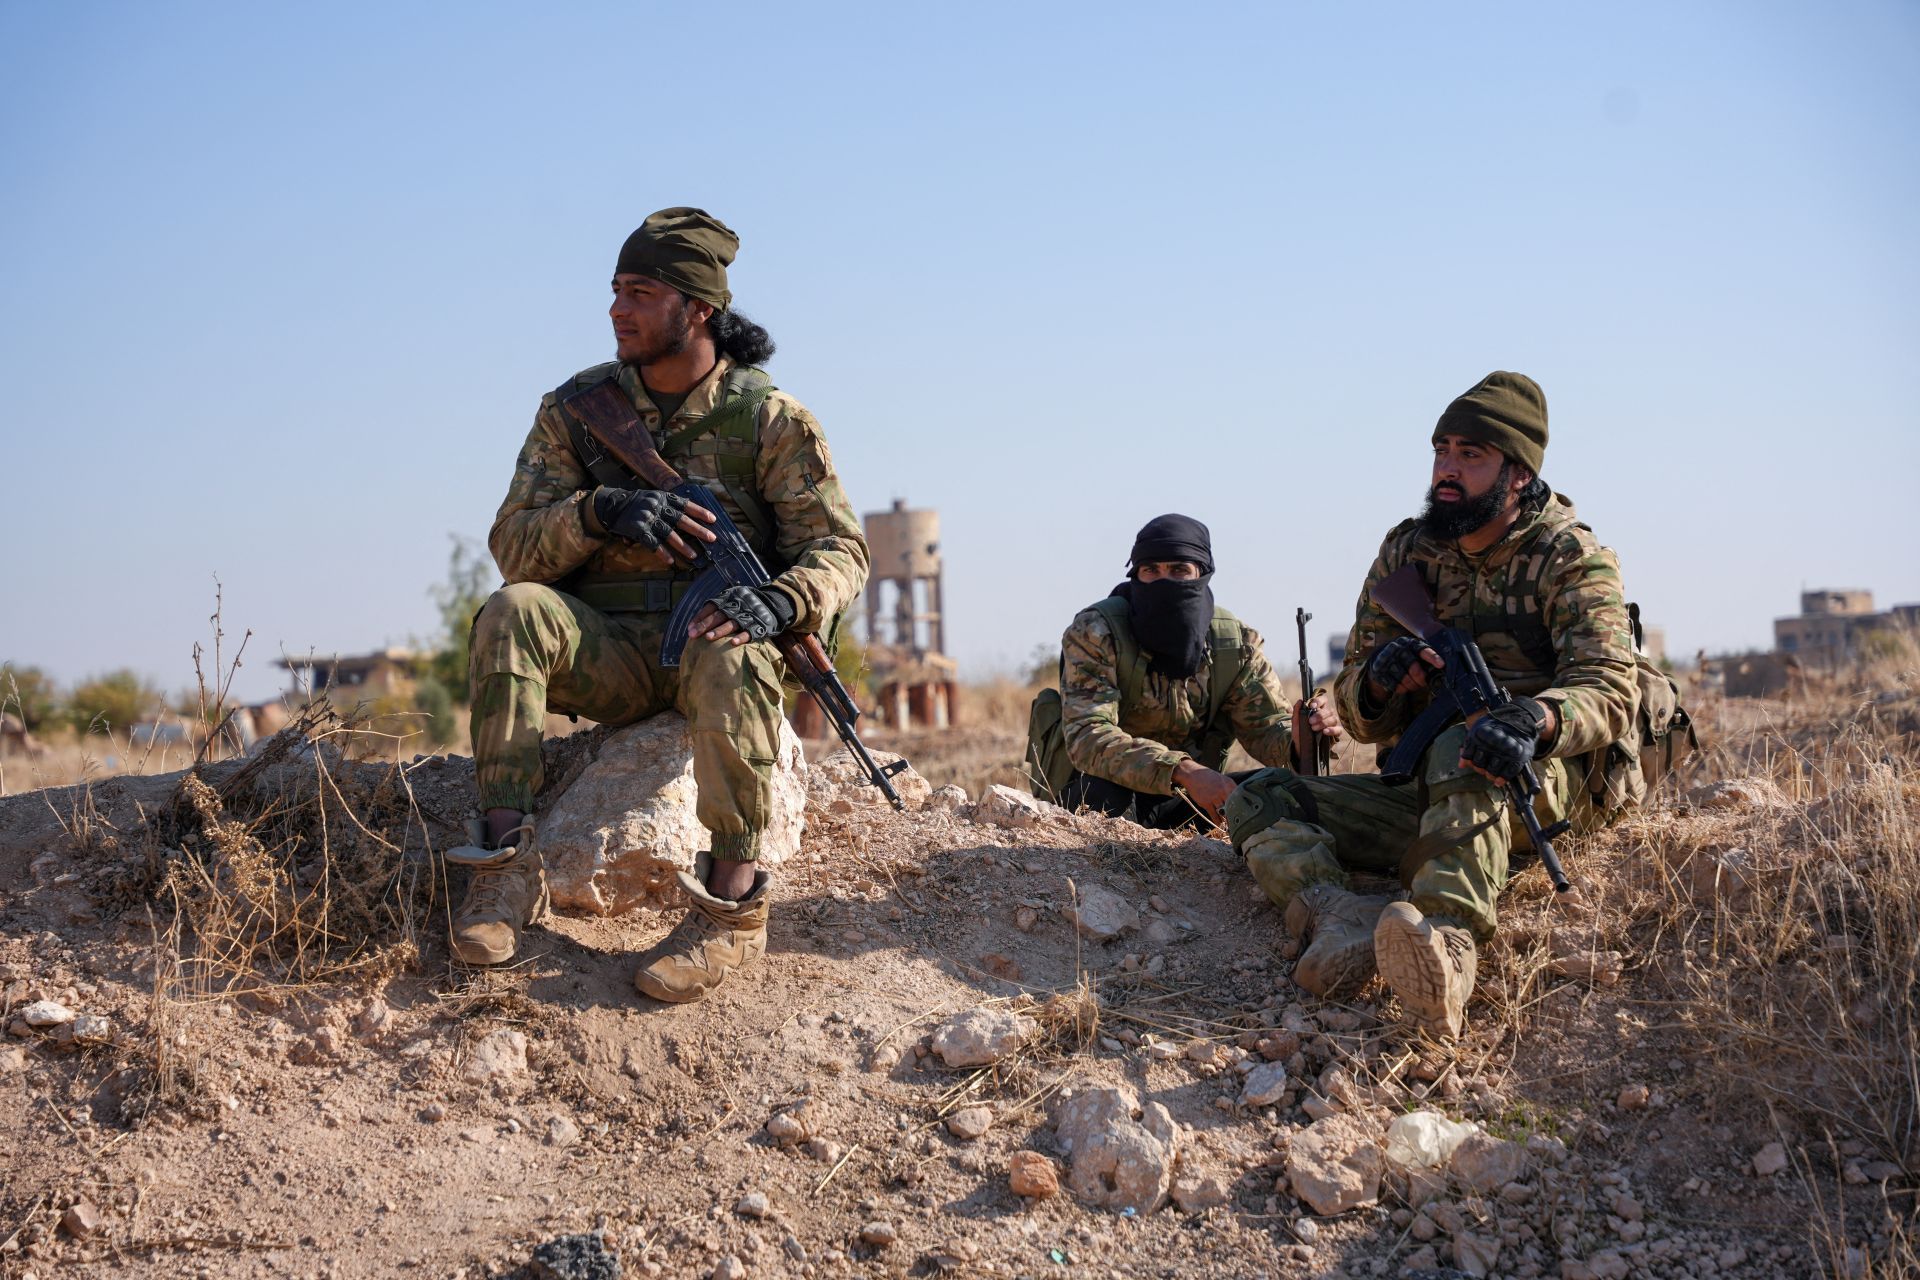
top-left (75, 703), bottom-right (441, 996)
top-left (1654, 715), bottom-right (1918, 1174)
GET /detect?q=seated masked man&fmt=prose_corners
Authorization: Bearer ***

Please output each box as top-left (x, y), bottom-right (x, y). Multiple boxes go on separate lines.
top-left (1026, 514), bottom-right (1342, 829)
top-left (1224, 372), bottom-right (1643, 1037)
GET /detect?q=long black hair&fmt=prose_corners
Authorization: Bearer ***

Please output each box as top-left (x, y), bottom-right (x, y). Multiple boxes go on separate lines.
top-left (709, 308), bottom-right (776, 366)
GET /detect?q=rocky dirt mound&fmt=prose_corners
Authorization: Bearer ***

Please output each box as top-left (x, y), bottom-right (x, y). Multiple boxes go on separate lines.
top-left (1, 691), bottom-right (1916, 1278)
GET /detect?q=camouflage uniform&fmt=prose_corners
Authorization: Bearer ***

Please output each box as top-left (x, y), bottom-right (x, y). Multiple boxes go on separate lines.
top-left (1059, 601), bottom-right (1295, 807)
top-left (1227, 492), bottom-right (1638, 939)
top-left (471, 355), bottom-right (868, 859)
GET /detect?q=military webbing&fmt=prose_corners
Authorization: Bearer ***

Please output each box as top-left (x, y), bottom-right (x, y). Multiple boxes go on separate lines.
top-left (552, 364), bottom-right (781, 555)
top-left (1411, 529), bottom-right (1568, 678)
top-left (1089, 597), bottom-right (1244, 770)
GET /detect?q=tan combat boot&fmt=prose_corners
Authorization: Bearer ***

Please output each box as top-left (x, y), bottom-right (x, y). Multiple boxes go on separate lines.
top-left (1284, 884), bottom-right (1396, 999)
top-left (633, 854), bottom-right (770, 1004)
top-left (447, 819), bottom-right (548, 966)
top-left (1374, 901), bottom-right (1478, 1038)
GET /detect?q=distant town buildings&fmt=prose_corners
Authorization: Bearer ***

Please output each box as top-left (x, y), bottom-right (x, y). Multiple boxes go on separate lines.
top-left (1773, 589), bottom-right (1920, 670)
top-left (1716, 588), bottom-right (1919, 697)
top-left (276, 648), bottom-right (423, 706)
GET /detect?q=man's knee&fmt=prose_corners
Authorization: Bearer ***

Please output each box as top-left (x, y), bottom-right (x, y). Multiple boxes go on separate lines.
top-left (471, 583), bottom-right (574, 687)
top-left (1225, 767), bottom-right (1317, 851)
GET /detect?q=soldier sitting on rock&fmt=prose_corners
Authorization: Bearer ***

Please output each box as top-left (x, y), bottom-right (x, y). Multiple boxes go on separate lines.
top-left (1025, 514), bottom-right (1342, 829)
top-left (1226, 373), bottom-right (1643, 1038)
top-left (448, 207), bottom-right (869, 1003)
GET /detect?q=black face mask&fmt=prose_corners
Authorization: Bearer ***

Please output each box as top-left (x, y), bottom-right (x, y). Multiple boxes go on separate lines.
top-left (1114, 576), bottom-right (1215, 679)
top-left (1419, 460), bottom-right (1514, 540)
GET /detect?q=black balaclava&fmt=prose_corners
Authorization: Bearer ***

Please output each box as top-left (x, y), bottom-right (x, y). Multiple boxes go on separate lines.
top-left (1111, 514), bottom-right (1215, 679)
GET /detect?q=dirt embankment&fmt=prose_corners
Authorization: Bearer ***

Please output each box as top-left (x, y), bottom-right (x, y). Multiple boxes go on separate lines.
top-left (1, 684), bottom-right (1916, 1279)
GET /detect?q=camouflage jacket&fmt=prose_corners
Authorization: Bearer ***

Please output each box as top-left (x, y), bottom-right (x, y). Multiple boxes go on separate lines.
top-left (1332, 492), bottom-right (1637, 762)
top-left (1060, 602), bottom-right (1294, 795)
top-left (488, 356), bottom-right (869, 633)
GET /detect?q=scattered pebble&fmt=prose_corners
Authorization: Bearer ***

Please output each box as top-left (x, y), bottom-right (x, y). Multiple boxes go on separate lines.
top-left (61, 1200), bottom-right (102, 1239)
top-left (20, 1001), bottom-right (74, 1028)
top-left (1009, 1151), bottom-right (1059, 1199)
top-left (734, 1191), bottom-right (771, 1218)
top-left (859, 1220), bottom-right (898, 1247)
top-left (946, 1106), bottom-right (992, 1141)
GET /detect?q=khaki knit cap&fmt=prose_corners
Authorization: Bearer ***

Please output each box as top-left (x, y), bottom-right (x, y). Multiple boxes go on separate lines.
top-left (615, 207), bottom-right (738, 310)
top-left (1433, 371), bottom-right (1549, 475)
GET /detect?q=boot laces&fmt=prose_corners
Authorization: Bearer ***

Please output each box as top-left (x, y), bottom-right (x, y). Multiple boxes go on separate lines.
top-left (466, 861), bottom-right (524, 919)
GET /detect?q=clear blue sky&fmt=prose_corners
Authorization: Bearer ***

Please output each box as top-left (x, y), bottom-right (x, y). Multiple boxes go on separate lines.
top-left (3, 1), bottom-right (1915, 703)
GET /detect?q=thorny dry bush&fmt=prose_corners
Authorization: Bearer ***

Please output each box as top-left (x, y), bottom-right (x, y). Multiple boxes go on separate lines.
top-left (1514, 639), bottom-right (1920, 1275)
top-left (59, 701), bottom-right (448, 1114)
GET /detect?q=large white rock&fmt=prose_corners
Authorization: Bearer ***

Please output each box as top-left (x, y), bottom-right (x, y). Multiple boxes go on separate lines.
top-left (975, 784), bottom-right (1062, 829)
top-left (540, 713), bottom-right (808, 914)
top-left (1051, 1083), bottom-right (1180, 1215)
top-left (931, 1008), bottom-right (1037, 1068)
top-left (806, 750), bottom-right (932, 811)
top-left (1286, 1111), bottom-right (1383, 1216)
top-left (1066, 884), bottom-right (1140, 941)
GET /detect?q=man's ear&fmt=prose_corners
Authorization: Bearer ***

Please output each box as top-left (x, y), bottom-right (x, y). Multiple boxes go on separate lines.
top-left (685, 297), bottom-right (717, 328)
top-left (1511, 466), bottom-right (1534, 498)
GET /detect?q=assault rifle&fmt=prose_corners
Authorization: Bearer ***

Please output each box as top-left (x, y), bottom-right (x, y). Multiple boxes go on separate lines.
top-left (563, 381), bottom-right (908, 810)
top-left (1290, 607), bottom-right (1333, 777)
top-left (1369, 565), bottom-right (1573, 893)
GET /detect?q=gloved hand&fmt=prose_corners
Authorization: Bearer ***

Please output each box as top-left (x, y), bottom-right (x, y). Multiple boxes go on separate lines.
top-left (593, 487), bottom-right (691, 553)
top-left (708, 585), bottom-right (796, 643)
top-left (1366, 635), bottom-right (1439, 701)
top-left (1462, 696), bottom-right (1548, 781)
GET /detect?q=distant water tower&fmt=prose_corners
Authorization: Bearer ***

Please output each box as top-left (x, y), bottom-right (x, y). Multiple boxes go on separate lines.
top-left (864, 498), bottom-right (944, 654)
top-left (855, 498), bottom-right (958, 731)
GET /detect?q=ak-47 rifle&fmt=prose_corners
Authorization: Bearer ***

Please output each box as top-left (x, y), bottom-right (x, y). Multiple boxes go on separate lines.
top-left (1369, 565), bottom-right (1573, 893)
top-left (563, 381), bottom-right (908, 810)
top-left (1290, 607), bottom-right (1332, 777)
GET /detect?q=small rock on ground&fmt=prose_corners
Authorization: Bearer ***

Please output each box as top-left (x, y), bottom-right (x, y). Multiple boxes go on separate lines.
top-left (528, 1232), bottom-right (621, 1280)
top-left (946, 1105), bottom-right (992, 1140)
top-left (1008, 1151), bottom-right (1059, 1198)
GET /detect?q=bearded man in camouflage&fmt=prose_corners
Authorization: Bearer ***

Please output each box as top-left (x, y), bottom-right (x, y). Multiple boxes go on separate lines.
top-left (1032, 514), bottom-right (1342, 828)
top-left (1225, 373), bottom-right (1638, 1037)
top-left (448, 208), bottom-right (869, 1003)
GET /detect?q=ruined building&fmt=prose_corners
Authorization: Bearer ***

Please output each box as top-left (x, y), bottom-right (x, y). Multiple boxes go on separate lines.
top-left (1773, 589), bottom-right (1919, 670)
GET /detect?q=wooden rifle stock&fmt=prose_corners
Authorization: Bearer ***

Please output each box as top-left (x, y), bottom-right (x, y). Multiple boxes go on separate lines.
top-left (1370, 565), bottom-right (1445, 643)
top-left (562, 381), bottom-right (684, 491)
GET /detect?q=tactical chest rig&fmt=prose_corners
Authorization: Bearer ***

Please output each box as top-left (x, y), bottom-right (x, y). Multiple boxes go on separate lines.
top-left (1024, 600), bottom-right (1247, 801)
top-left (550, 364), bottom-right (779, 614)
top-left (1398, 521), bottom-right (1694, 816)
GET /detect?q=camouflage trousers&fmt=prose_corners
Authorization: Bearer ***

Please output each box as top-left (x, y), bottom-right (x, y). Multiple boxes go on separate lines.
top-left (468, 583), bottom-right (787, 860)
top-left (1224, 723), bottom-right (1596, 940)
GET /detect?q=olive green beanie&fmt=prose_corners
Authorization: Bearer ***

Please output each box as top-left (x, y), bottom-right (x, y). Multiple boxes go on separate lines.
top-left (1433, 371), bottom-right (1548, 475)
top-left (615, 207), bottom-right (738, 310)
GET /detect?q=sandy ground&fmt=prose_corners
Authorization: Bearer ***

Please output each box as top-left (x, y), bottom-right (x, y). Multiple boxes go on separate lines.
top-left (1, 685), bottom-right (1915, 1280)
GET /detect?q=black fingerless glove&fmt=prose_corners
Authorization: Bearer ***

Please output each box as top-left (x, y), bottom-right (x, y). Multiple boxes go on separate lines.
top-left (1365, 635), bottom-right (1434, 707)
top-left (1462, 696), bottom-right (1548, 781)
top-left (593, 487), bottom-right (690, 552)
top-left (711, 585), bottom-right (796, 642)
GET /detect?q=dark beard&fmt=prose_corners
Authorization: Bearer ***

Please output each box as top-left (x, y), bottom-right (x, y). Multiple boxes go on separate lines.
top-left (1420, 460), bottom-right (1513, 540)
top-left (618, 300), bottom-right (694, 367)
